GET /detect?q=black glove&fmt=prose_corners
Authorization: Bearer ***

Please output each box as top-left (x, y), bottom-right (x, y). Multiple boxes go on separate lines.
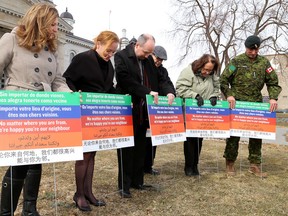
top-left (209, 97), bottom-right (217, 106)
top-left (195, 94), bottom-right (204, 107)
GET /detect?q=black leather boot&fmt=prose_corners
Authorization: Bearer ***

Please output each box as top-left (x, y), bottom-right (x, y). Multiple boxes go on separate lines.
top-left (0, 176), bottom-right (24, 216)
top-left (21, 170), bottom-right (41, 216)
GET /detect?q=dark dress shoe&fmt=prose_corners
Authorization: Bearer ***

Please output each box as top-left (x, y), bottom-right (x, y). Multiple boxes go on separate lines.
top-left (73, 193), bottom-right (92, 212)
top-left (131, 184), bottom-right (153, 190)
top-left (192, 165), bottom-right (200, 176)
top-left (145, 168), bottom-right (160, 175)
top-left (85, 196), bottom-right (106, 207)
top-left (184, 167), bottom-right (193, 177)
top-left (119, 190), bottom-right (132, 198)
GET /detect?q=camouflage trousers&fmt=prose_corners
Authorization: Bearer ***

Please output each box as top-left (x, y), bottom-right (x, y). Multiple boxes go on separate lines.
top-left (223, 136), bottom-right (262, 164)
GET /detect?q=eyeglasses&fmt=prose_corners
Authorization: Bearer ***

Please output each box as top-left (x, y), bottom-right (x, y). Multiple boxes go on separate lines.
top-left (155, 57), bottom-right (163, 62)
top-left (202, 68), bottom-right (214, 74)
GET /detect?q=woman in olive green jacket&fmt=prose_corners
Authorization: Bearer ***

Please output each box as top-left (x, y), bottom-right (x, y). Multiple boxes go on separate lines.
top-left (176, 54), bottom-right (220, 176)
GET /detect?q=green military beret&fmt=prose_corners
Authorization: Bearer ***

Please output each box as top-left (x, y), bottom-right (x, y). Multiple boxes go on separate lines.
top-left (244, 35), bottom-right (261, 49)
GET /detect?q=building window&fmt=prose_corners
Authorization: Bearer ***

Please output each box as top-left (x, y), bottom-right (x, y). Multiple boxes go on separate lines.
top-left (1, 73), bottom-right (5, 89)
top-left (69, 52), bottom-right (76, 63)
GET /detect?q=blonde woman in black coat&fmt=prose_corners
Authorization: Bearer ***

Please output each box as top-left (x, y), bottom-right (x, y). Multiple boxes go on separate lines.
top-left (63, 31), bottom-right (119, 211)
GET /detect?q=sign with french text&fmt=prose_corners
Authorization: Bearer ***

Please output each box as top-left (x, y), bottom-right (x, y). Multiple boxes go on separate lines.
top-left (185, 99), bottom-right (230, 138)
top-left (230, 101), bottom-right (276, 139)
top-left (81, 93), bottom-right (134, 152)
top-left (0, 91), bottom-right (83, 166)
top-left (146, 95), bottom-right (186, 146)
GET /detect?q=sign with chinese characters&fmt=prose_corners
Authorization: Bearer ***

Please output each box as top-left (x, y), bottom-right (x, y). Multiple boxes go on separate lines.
top-left (0, 91), bottom-right (82, 166)
top-left (230, 101), bottom-right (276, 139)
top-left (81, 93), bottom-right (134, 152)
top-left (185, 99), bottom-right (230, 138)
top-left (146, 95), bottom-right (186, 146)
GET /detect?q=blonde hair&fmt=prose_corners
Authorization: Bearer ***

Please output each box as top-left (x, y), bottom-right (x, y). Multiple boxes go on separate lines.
top-left (16, 3), bottom-right (59, 53)
top-left (93, 31), bottom-right (119, 50)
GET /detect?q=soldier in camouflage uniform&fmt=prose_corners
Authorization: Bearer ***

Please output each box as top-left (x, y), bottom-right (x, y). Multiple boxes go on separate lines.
top-left (220, 35), bottom-right (282, 178)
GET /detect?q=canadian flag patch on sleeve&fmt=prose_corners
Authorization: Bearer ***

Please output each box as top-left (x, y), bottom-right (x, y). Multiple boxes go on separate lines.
top-left (266, 66), bottom-right (274, 74)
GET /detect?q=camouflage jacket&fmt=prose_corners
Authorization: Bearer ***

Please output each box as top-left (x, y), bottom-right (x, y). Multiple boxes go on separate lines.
top-left (220, 53), bottom-right (282, 102)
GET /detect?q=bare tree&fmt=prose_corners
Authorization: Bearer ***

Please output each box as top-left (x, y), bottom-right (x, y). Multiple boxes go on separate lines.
top-left (170, 0), bottom-right (288, 74)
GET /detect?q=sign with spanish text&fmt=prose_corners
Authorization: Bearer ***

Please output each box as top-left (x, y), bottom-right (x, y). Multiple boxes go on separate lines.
top-left (0, 91), bottom-right (83, 166)
top-left (81, 93), bottom-right (134, 152)
top-left (230, 101), bottom-right (276, 139)
top-left (185, 99), bottom-right (230, 138)
top-left (146, 95), bottom-right (186, 146)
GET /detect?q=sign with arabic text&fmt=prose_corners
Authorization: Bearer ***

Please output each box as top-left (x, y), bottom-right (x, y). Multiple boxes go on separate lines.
top-left (81, 93), bottom-right (134, 152)
top-left (146, 95), bottom-right (186, 146)
top-left (185, 99), bottom-right (230, 138)
top-left (0, 91), bottom-right (82, 166)
top-left (230, 101), bottom-right (276, 139)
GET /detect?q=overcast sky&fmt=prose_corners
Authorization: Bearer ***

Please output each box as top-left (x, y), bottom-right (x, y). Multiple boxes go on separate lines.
top-left (53, 0), bottom-right (190, 84)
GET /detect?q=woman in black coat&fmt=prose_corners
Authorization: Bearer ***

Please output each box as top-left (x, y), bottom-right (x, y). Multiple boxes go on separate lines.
top-left (63, 30), bottom-right (119, 211)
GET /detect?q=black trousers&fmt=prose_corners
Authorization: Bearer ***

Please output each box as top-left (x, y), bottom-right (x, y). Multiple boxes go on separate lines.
top-left (117, 122), bottom-right (147, 191)
top-left (184, 137), bottom-right (203, 169)
top-left (144, 138), bottom-right (157, 172)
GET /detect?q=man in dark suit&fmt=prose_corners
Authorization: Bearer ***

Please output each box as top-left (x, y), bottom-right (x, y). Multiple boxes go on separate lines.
top-left (115, 34), bottom-right (175, 198)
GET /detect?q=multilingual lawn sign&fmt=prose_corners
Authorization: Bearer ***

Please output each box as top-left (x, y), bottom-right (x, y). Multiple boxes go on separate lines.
top-left (81, 93), bottom-right (134, 152)
top-left (185, 99), bottom-right (230, 138)
top-left (0, 91), bottom-right (83, 166)
top-left (230, 101), bottom-right (276, 140)
top-left (146, 95), bottom-right (186, 146)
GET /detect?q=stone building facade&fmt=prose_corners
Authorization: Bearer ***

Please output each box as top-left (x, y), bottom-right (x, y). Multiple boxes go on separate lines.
top-left (0, 0), bottom-right (93, 88)
top-left (262, 54), bottom-right (288, 111)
